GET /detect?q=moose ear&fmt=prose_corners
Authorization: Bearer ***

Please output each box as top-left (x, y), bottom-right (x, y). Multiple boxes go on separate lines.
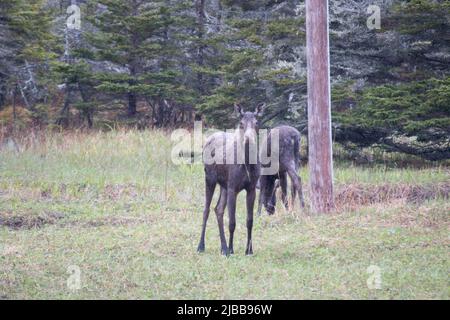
top-left (254, 103), bottom-right (266, 117)
top-left (234, 103), bottom-right (244, 116)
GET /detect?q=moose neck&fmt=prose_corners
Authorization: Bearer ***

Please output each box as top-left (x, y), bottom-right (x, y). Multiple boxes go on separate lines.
top-left (233, 125), bottom-right (259, 167)
top-left (238, 139), bottom-right (258, 167)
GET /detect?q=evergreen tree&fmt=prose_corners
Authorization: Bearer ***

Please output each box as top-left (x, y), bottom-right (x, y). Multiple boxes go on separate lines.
top-left (332, 0), bottom-right (450, 160)
top-left (86, 0), bottom-right (191, 119)
top-left (335, 77), bottom-right (450, 161)
top-left (199, 0), bottom-right (306, 129)
top-left (0, 0), bottom-right (55, 111)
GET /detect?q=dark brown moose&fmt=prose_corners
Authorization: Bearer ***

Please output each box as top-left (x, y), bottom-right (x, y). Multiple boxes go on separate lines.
top-left (197, 103), bottom-right (264, 256)
top-left (258, 125), bottom-right (305, 215)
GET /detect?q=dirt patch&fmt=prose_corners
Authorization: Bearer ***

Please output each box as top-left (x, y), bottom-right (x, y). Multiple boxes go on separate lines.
top-left (0, 209), bottom-right (154, 230)
top-left (334, 182), bottom-right (449, 211)
top-left (0, 211), bottom-right (65, 230)
top-left (63, 215), bottom-right (156, 228)
top-left (102, 184), bottom-right (140, 201)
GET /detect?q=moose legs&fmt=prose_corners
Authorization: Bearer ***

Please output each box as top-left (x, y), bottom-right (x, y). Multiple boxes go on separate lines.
top-left (198, 182), bottom-right (229, 255)
top-left (279, 172), bottom-right (288, 209)
top-left (215, 187), bottom-right (228, 255)
top-left (198, 181), bottom-right (256, 256)
top-left (257, 177), bottom-right (265, 216)
top-left (197, 180), bottom-right (216, 253)
top-left (227, 187), bottom-right (256, 255)
top-left (245, 189), bottom-right (255, 255)
top-left (227, 190), bottom-right (237, 255)
top-left (287, 167), bottom-right (305, 209)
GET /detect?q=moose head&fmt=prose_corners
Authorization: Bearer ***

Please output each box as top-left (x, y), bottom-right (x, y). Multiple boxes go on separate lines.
top-left (234, 102), bottom-right (265, 146)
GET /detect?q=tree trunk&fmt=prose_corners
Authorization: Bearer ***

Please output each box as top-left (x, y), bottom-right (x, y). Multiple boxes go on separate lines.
top-left (306, 0), bottom-right (334, 213)
top-left (127, 60), bottom-right (137, 117)
top-left (57, 84), bottom-right (72, 127)
top-left (196, 0), bottom-right (206, 95)
top-left (128, 90), bottom-right (137, 117)
top-left (78, 83), bottom-right (93, 128)
top-left (18, 81), bottom-right (32, 110)
top-left (12, 85), bottom-right (17, 132)
top-left (0, 73), bottom-right (6, 110)
top-left (211, 0), bottom-right (222, 33)
top-left (127, 61), bottom-right (137, 117)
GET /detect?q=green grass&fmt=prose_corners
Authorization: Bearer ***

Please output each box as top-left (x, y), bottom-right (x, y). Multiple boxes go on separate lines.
top-left (0, 130), bottom-right (449, 299)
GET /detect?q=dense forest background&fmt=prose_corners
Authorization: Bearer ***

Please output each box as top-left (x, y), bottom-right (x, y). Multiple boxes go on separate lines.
top-left (0, 0), bottom-right (449, 160)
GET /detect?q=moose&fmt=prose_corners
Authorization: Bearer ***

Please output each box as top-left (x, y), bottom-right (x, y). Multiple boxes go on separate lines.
top-left (197, 103), bottom-right (264, 256)
top-left (258, 125), bottom-right (305, 215)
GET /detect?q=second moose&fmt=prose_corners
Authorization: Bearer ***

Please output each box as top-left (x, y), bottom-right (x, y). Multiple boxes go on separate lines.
top-left (258, 125), bottom-right (305, 215)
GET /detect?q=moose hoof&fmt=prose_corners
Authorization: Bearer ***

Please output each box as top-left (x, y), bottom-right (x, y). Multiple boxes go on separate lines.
top-left (221, 247), bottom-right (229, 256)
top-left (245, 248), bottom-right (253, 255)
top-left (197, 244), bottom-right (205, 253)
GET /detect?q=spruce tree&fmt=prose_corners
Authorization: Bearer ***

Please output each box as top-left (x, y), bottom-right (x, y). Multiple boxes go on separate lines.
top-left (87, 0), bottom-right (189, 118)
top-left (0, 0), bottom-right (55, 110)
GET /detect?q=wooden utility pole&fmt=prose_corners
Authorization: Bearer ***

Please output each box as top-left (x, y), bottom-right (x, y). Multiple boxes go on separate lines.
top-left (306, 0), bottom-right (334, 213)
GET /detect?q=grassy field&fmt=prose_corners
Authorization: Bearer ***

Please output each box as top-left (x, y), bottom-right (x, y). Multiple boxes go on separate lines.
top-left (0, 130), bottom-right (449, 299)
